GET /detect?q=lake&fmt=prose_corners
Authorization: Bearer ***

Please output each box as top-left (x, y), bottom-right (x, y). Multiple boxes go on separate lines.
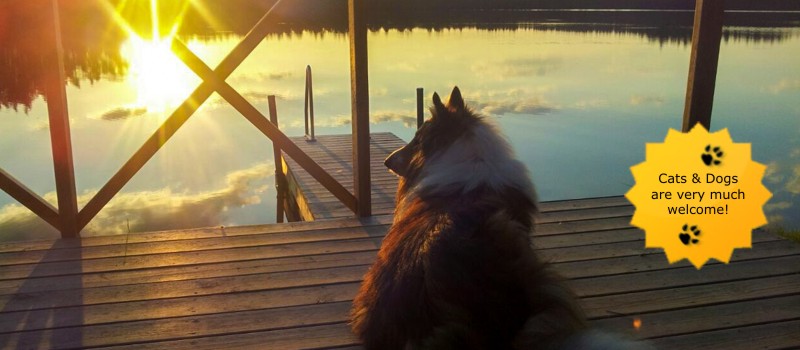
top-left (1, 7), bottom-right (799, 241)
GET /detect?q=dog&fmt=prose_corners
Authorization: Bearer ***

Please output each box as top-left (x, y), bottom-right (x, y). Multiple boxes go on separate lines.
top-left (351, 87), bottom-right (650, 350)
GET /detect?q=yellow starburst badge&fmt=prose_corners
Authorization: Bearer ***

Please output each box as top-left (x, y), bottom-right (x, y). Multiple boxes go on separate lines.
top-left (625, 124), bottom-right (772, 269)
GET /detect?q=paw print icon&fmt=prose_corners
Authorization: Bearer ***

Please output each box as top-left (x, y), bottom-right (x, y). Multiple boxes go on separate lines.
top-left (679, 224), bottom-right (701, 246)
top-left (702, 145), bottom-right (723, 166)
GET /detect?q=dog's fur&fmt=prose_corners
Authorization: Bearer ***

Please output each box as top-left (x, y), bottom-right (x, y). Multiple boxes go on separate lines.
top-left (351, 87), bottom-right (648, 350)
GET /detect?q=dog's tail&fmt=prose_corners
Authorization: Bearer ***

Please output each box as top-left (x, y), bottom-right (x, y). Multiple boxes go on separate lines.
top-left (511, 267), bottom-right (655, 350)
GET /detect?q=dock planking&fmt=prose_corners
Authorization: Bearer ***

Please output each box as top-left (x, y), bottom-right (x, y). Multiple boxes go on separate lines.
top-left (0, 196), bottom-right (798, 349)
top-left (280, 132), bottom-right (405, 221)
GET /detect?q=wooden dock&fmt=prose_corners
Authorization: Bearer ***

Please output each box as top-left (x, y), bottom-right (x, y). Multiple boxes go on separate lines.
top-left (1, 133), bottom-right (799, 349)
top-left (280, 132), bottom-right (405, 221)
top-left (2, 203), bottom-right (799, 348)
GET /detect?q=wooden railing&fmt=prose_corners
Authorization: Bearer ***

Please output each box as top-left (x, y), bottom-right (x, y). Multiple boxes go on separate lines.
top-left (304, 65), bottom-right (317, 142)
top-left (0, 0), bottom-right (372, 238)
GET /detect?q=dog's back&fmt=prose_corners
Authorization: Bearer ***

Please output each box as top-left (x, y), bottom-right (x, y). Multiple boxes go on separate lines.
top-left (351, 87), bottom-right (648, 350)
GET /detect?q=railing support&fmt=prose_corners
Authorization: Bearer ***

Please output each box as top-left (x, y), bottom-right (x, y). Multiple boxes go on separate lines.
top-left (268, 96), bottom-right (286, 223)
top-left (349, 0), bottom-right (371, 217)
top-left (416, 87), bottom-right (424, 129)
top-left (46, 0), bottom-right (79, 238)
top-left (682, 0), bottom-right (724, 132)
top-left (304, 65), bottom-right (316, 142)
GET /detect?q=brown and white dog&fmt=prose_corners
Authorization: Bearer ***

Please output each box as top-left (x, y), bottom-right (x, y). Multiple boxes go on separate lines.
top-left (351, 87), bottom-right (650, 350)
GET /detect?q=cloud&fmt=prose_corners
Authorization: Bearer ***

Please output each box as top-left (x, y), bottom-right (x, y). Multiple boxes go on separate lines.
top-left (471, 56), bottom-right (563, 79)
top-left (231, 71), bottom-right (294, 84)
top-left (386, 62), bottom-right (418, 72)
top-left (206, 90), bottom-right (299, 108)
top-left (765, 201), bottom-right (793, 212)
top-left (96, 106), bottom-right (148, 121)
top-left (764, 161), bottom-right (784, 184)
top-left (573, 98), bottom-right (609, 110)
top-left (787, 164), bottom-right (800, 195)
top-left (370, 87), bottom-right (388, 97)
top-left (309, 111), bottom-right (418, 128)
top-left (0, 163), bottom-right (274, 242)
top-left (764, 79), bottom-right (800, 94)
top-left (629, 95), bottom-right (665, 106)
top-left (471, 97), bottom-right (558, 116)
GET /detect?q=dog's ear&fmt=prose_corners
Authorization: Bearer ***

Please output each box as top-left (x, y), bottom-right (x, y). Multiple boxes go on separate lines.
top-left (447, 86), bottom-right (465, 112)
top-left (432, 92), bottom-right (444, 110)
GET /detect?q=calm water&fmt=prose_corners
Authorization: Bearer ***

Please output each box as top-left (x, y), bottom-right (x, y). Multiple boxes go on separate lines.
top-left (1, 11), bottom-right (799, 241)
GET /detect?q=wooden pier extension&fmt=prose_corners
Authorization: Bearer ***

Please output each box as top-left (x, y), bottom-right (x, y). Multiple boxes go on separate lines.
top-left (280, 132), bottom-right (405, 221)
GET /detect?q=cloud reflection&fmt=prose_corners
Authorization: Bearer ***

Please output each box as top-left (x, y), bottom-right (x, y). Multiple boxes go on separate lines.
top-left (97, 106), bottom-right (148, 121)
top-left (764, 79), bottom-right (800, 94)
top-left (0, 163), bottom-right (274, 242)
top-left (471, 56), bottom-right (563, 79)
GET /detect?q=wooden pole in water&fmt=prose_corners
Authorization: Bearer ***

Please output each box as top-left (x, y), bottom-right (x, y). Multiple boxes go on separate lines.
top-left (268, 96), bottom-right (285, 223)
top-left (349, 0), bottom-right (371, 217)
top-left (46, 0), bottom-right (80, 238)
top-left (417, 88), bottom-right (424, 129)
top-left (682, 0), bottom-right (724, 132)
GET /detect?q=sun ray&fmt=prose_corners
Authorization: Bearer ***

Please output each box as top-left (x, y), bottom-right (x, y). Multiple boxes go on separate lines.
top-left (149, 0), bottom-right (159, 39)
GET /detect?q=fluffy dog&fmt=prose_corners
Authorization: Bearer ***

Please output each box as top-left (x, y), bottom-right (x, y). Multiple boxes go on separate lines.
top-left (351, 87), bottom-right (648, 350)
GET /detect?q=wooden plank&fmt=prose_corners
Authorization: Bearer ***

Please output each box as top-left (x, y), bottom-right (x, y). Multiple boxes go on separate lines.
top-left (682, 0), bottom-right (724, 131)
top-left (349, 0), bottom-right (371, 217)
top-left (537, 196), bottom-right (630, 211)
top-left (650, 319), bottom-right (800, 350)
top-left (0, 215), bottom-right (394, 254)
top-left (0, 251), bottom-right (377, 294)
top-left (582, 274), bottom-right (800, 319)
top-left (0, 265), bottom-right (369, 312)
top-left (556, 237), bottom-right (797, 279)
top-left (0, 238), bottom-right (383, 280)
top-left (104, 322), bottom-right (358, 350)
top-left (45, 0), bottom-right (79, 238)
top-left (536, 216), bottom-right (633, 235)
top-left (0, 283), bottom-right (359, 333)
top-left (592, 294), bottom-right (800, 339)
top-left (3, 302), bottom-right (353, 349)
top-left (570, 254), bottom-right (800, 298)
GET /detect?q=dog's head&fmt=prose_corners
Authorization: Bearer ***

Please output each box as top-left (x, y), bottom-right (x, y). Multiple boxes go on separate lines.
top-left (385, 86), bottom-right (535, 201)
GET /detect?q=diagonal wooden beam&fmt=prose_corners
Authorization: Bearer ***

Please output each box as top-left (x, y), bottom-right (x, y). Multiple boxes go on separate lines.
top-left (0, 168), bottom-right (60, 229)
top-left (171, 40), bottom-right (358, 213)
top-left (77, 1), bottom-right (286, 231)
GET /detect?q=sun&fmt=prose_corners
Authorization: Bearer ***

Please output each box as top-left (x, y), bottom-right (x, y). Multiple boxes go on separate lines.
top-left (121, 36), bottom-right (198, 113)
top-left (99, 0), bottom-right (199, 114)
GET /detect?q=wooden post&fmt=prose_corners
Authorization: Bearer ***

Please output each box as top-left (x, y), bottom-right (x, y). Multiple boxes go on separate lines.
top-left (349, 0), bottom-right (371, 217)
top-left (268, 96), bottom-right (285, 223)
top-left (46, 0), bottom-right (79, 238)
top-left (304, 65), bottom-right (316, 141)
top-left (416, 87), bottom-right (424, 129)
top-left (682, 0), bottom-right (724, 132)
